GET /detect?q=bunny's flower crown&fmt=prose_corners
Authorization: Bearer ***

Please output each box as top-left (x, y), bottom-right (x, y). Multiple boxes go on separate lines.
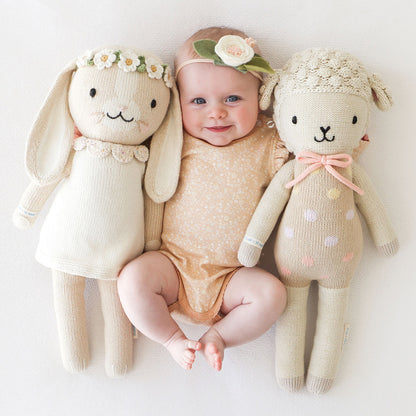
top-left (76, 48), bottom-right (173, 88)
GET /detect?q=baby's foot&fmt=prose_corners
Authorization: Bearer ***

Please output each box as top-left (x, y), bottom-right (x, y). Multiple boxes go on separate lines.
top-left (199, 328), bottom-right (225, 371)
top-left (163, 330), bottom-right (201, 370)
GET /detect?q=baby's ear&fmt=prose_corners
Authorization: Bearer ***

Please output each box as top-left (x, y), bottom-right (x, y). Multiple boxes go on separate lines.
top-left (369, 73), bottom-right (393, 111)
top-left (259, 71), bottom-right (280, 111)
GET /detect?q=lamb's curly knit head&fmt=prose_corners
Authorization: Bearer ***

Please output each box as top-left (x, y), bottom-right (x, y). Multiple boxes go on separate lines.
top-left (261, 48), bottom-right (393, 112)
top-left (276, 48), bottom-right (374, 103)
top-left (261, 48), bottom-right (393, 156)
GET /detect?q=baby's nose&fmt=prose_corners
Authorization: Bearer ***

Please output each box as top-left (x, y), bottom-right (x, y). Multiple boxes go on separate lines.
top-left (209, 105), bottom-right (227, 119)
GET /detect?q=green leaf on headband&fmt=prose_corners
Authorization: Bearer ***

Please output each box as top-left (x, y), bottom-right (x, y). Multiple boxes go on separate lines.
top-left (236, 65), bottom-right (248, 73)
top-left (244, 56), bottom-right (275, 74)
top-left (193, 39), bottom-right (218, 60)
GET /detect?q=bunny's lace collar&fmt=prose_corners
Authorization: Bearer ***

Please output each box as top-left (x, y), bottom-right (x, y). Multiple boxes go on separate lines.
top-left (73, 137), bottom-right (149, 163)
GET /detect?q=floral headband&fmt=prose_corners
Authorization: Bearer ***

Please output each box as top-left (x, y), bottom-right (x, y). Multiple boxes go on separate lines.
top-left (76, 49), bottom-right (173, 88)
top-left (175, 35), bottom-right (275, 80)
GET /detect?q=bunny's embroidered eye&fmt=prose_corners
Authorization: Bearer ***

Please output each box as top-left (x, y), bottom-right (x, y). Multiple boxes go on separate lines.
top-left (89, 88), bottom-right (97, 98)
top-left (352, 116), bottom-right (358, 124)
top-left (151, 99), bottom-right (157, 108)
top-left (292, 116), bottom-right (297, 124)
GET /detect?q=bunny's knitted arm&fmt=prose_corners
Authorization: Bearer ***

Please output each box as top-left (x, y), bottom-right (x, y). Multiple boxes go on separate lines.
top-left (144, 192), bottom-right (164, 252)
top-left (13, 181), bottom-right (61, 229)
top-left (352, 161), bottom-right (399, 256)
top-left (238, 160), bottom-right (294, 267)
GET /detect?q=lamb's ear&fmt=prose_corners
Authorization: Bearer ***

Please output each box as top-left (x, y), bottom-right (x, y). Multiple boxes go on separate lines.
top-left (369, 72), bottom-right (393, 111)
top-left (25, 59), bottom-right (77, 185)
top-left (259, 71), bottom-right (280, 111)
top-left (145, 82), bottom-right (183, 203)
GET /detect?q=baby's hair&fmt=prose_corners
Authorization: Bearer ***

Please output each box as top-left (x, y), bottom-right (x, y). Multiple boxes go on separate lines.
top-left (175, 26), bottom-right (261, 70)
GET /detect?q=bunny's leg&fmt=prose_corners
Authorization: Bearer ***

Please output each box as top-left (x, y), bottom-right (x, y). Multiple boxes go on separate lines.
top-left (275, 284), bottom-right (310, 392)
top-left (97, 279), bottom-right (133, 378)
top-left (306, 285), bottom-right (350, 394)
top-left (52, 270), bottom-right (89, 373)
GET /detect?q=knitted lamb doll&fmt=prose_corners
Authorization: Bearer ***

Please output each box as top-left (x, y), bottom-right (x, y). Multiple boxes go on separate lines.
top-left (13, 47), bottom-right (182, 377)
top-left (238, 48), bottom-right (398, 394)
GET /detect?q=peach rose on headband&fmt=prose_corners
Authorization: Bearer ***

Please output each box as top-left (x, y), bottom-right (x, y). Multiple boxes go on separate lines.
top-left (214, 35), bottom-right (255, 67)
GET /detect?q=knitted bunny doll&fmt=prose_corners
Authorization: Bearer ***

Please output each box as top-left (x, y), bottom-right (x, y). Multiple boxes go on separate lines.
top-left (13, 47), bottom-right (182, 377)
top-left (238, 48), bottom-right (398, 394)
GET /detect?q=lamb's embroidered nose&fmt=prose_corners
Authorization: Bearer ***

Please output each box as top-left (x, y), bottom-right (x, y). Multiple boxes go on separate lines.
top-left (320, 126), bottom-right (331, 134)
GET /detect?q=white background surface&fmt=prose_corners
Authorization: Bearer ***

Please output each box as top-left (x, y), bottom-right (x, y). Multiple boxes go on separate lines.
top-left (1, 1), bottom-right (415, 415)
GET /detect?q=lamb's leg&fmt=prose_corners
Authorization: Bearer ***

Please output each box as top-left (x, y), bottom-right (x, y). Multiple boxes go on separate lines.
top-left (306, 285), bottom-right (350, 394)
top-left (275, 285), bottom-right (310, 392)
top-left (52, 271), bottom-right (89, 373)
top-left (98, 279), bottom-right (133, 378)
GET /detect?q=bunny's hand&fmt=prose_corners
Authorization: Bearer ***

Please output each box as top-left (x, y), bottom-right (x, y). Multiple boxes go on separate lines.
top-left (13, 205), bottom-right (38, 229)
top-left (238, 239), bottom-right (262, 267)
top-left (13, 181), bottom-right (59, 230)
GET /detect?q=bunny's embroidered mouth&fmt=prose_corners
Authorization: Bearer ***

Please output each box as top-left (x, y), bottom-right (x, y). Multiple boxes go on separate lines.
top-left (106, 112), bottom-right (134, 123)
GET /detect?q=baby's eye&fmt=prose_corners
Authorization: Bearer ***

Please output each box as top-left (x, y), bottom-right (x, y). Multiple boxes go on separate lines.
top-left (192, 98), bottom-right (206, 105)
top-left (225, 95), bottom-right (240, 103)
top-left (89, 88), bottom-right (97, 98)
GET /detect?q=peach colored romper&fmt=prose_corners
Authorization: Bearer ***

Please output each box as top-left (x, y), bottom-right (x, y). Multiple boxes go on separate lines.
top-left (160, 115), bottom-right (288, 323)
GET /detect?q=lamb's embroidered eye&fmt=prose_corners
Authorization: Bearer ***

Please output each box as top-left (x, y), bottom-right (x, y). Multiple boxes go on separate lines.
top-left (151, 99), bottom-right (157, 108)
top-left (292, 116), bottom-right (297, 124)
top-left (89, 88), bottom-right (96, 98)
top-left (352, 116), bottom-right (358, 124)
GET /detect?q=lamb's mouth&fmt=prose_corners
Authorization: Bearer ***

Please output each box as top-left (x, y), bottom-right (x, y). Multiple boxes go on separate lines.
top-left (106, 112), bottom-right (134, 123)
top-left (314, 136), bottom-right (335, 142)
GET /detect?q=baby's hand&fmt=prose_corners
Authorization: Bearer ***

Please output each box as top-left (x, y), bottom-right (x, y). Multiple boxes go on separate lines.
top-left (377, 238), bottom-right (399, 257)
top-left (238, 240), bottom-right (262, 267)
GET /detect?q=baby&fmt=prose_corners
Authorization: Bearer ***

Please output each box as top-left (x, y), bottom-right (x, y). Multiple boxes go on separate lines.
top-left (118, 27), bottom-right (289, 371)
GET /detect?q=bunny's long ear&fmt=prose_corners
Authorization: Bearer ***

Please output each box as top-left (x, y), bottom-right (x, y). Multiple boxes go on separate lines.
top-left (145, 82), bottom-right (183, 203)
top-left (25, 59), bottom-right (77, 185)
top-left (369, 72), bottom-right (393, 111)
top-left (259, 71), bottom-right (280, 111)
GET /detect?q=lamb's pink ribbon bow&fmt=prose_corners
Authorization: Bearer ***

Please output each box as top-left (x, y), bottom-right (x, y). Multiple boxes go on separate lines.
top-left (285, 151), bottom-right (364, 195)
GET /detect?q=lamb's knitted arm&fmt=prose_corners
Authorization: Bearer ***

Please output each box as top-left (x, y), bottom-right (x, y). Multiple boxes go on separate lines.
top-left (353, 161), bottom-right (399, 256)
top-left (144, 192), bottom-right (164, 252)
top-left (238, 160), bottom-right (294, 267)
top-left (13, 181), bottom-right (60, 229)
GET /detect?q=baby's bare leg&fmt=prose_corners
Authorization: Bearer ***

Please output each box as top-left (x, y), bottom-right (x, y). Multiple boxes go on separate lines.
top-left (117, 252), bottom-right (201, 369)
top-left (199, 267), bottom-right (286, 370)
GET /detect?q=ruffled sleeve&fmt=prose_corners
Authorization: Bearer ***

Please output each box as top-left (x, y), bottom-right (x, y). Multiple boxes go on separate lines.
top-left (266, 118), bottom-right (289, 176)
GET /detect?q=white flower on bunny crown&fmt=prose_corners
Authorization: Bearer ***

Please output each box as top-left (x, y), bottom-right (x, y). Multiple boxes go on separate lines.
top-left (77, 48), bottom-right (173, 88)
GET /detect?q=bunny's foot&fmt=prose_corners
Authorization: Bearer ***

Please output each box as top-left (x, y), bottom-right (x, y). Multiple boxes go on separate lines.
top-left (306, 374), bottom-right (334, 395)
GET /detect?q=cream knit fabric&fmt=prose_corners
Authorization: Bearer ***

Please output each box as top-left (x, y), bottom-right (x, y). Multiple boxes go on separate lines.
top-left (36, 140), bottom-right (147, 280)
top-left (160, 115), bottom-right (288, 323)
top-left (239, 48), bottom-right (398, 394)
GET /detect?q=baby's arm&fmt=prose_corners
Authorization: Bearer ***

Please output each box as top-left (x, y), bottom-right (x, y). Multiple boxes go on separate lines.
top-left (13, 181), bottom-right (60, 229)
top-left (352, 161), bottom-right (399, 256)
top-left (144, 192), bottom-right (164, 251)
top-left (238, 160), bottom-right (294, 267)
